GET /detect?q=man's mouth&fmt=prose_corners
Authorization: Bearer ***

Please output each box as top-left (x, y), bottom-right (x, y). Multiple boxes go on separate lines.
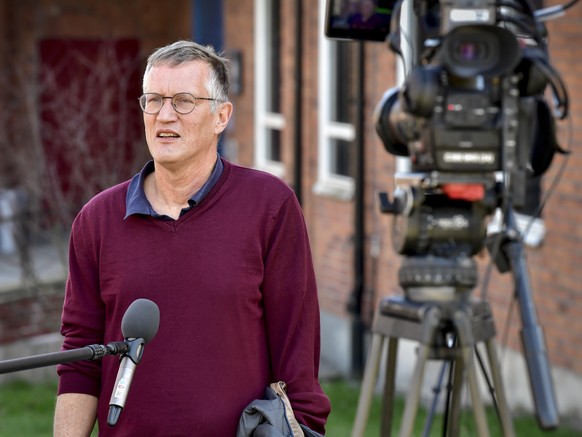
top-left (158, 132), bottom-right (180, 138)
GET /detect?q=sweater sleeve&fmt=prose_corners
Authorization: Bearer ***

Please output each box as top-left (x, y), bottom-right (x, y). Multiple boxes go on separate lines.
top-left (56, 208), bottom-right (106, 397)
top-left (261, 192), bottom-right (331, 434)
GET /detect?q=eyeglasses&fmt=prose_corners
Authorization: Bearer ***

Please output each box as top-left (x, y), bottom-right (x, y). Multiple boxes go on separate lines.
top-left (138, 93), bottom-right (219, 115)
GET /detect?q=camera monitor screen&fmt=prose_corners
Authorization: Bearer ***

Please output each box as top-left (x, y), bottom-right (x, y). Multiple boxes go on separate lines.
top-left (325, 0), bottom-right (398, 42)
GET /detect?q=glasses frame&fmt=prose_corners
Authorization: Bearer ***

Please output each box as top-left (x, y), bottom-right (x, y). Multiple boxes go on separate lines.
top-left (138, 92), bottom-right (219, 115)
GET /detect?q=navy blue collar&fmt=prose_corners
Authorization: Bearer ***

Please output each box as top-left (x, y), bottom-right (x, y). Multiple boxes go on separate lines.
top-left (125, 157), bottom-right (224, 219)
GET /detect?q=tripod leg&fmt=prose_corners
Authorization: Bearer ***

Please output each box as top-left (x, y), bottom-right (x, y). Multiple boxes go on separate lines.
top-left (398, 343), bottom-right (430, 437)
top-left (422, 361), bottom-right (449, 436)
top-left (464, 346), bottom-right (491, 437)
top-left (398, 306), bottom-right (441, 437)
top-left (381, 337), bottom-right (399, 437)
top-left (454, 311), bottom-right (491, 437)
top-left (352, 333), bottom-right (384, 437)
top-left (446, 353), bottom-right (464, 437)
top-left (485, 339), bottom-right (516, 437)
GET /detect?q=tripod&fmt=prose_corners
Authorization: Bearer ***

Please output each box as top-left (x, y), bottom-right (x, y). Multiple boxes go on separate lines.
top-left (351, 206), bottom-right (558, 436)
top-left (351, 292), bottom-right (515, 437)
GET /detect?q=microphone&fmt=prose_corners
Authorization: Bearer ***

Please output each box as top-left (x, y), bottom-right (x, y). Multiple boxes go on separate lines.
top-left (107, 298), bottom-right (160, 427)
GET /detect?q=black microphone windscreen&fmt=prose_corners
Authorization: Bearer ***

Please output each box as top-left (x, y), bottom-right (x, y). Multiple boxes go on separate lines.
top-left (121, 299), bottom-right (160, 343)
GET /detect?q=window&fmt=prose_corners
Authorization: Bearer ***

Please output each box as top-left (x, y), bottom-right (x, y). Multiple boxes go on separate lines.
top-left (316, 0), bottom-right (356, 200)
top-left (254, 0), bottom-right (285, 177)
top-left (332, 41), bottom-right (359, 177)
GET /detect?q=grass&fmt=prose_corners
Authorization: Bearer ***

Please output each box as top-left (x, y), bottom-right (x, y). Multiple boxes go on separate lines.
top-left (0, 380), bottom-right (98, 437)
top-left (322, 379), bottom-right (581, 436)
top-left (0, 380), bottom-right (58, 436)
top-left (0, 378), bottom-right (580, 436)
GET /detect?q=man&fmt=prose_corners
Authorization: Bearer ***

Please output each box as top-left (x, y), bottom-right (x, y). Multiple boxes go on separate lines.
top-left (349, 0), bottom-right (390, 30)
top-left (53, 40), bottom-right (331, 436)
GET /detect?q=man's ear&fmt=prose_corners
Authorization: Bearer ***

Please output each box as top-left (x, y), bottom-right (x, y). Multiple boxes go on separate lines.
top-left (215, 101), bottom-right (233, 135)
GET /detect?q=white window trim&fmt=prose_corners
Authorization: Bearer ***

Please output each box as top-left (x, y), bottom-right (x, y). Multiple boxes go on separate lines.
top-left (254, 0), bottom-right (285, 178)
top-left (315, 0), bottom-right (355, 201)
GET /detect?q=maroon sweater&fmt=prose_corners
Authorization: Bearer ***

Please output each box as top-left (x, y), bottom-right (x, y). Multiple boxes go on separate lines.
top-left (57, 160), bottom-right (331, 436)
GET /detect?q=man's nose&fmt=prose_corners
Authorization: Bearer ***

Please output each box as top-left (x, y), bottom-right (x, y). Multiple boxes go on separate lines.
top-left (157, 98), bottom-right (178, 120)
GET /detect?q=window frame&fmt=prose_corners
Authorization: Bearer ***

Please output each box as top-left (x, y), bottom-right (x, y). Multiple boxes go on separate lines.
top-left (254, 0), bottom-right (286, 178)
top-left (315, 0), bottom-right (355, 201)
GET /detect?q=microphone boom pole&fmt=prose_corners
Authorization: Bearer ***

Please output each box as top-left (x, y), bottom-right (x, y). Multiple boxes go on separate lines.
top-left (0, 341), bottom-right (128, 375)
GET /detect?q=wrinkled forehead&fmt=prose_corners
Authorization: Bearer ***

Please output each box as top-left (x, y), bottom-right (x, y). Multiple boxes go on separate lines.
top-left (143, 61), bottom-right (210, 93)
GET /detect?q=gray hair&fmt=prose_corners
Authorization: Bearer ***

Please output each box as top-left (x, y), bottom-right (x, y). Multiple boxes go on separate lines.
top-left (143, 40), bottom-right (230, 112)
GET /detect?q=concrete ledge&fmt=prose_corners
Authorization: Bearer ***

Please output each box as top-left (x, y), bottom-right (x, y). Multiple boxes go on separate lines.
top-left (0, 332), bottom-right (62, 384)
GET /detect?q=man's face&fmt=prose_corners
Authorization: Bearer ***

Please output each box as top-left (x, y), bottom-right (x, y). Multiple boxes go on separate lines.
top-left (142, 61), bottom-right (231, 168)
top-left (362, 0), bottom-right (375, 16)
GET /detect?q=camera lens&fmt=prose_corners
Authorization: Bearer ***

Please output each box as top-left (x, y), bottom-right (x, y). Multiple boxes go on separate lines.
top-left (440, 25), bottom-right (520, 77)
top-left (455, 41), bottom-right (487, 61)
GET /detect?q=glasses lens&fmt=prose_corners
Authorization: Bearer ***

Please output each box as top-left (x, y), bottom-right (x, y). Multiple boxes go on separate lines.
top-left (172, 93), bottom-right (196, 114)
top-left (140, 94), bottom-right (162, 114)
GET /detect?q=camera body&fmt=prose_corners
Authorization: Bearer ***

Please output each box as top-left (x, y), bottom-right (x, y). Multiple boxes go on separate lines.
top-left (374, 0), bottom-right (531, 180)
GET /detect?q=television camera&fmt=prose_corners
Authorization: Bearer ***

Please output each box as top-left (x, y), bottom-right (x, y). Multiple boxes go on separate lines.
top-left (326, 0), bottom-right (568, 287)
top-left (325, 0), bottom-right (572, 434)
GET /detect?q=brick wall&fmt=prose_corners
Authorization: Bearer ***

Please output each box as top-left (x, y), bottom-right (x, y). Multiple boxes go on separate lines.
top-left (223, 0), bottom-right (255, 166)
top-left (0, 285), bottom-right (64, 344)
top-left (0, 0), bottom-right (192, 99)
